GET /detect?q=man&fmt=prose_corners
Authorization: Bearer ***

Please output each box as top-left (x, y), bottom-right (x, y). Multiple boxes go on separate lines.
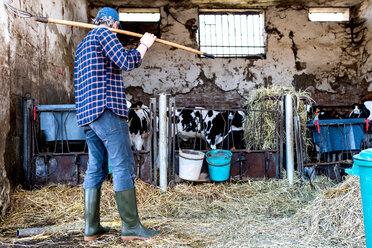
top-left (74, 7), bottom-right (159, 241)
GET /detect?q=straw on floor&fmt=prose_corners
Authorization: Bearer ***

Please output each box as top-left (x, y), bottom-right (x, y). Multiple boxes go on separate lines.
top-left (0, 175), bottom-right (365, 247)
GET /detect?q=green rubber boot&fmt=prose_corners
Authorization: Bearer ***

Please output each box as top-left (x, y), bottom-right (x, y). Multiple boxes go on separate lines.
top-left (115, 188), bottom-right (159, 241)
top-left (84, 188), bottom-right (110, 241)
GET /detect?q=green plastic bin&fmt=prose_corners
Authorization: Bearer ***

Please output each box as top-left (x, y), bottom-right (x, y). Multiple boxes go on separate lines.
top-left (345, 148), bottom-right (372, 247)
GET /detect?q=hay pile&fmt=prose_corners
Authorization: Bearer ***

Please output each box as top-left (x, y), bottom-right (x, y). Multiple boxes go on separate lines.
top-left (244, 86), bottom-right (314, 151)
top-left (0, 176), bottom-right (365, 247)
top-left (293, 175), bottom-right (364, 247)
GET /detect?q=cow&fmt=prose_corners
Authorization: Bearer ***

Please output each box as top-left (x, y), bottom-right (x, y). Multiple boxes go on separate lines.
top-left (349, 103), bottom-right (369, 118)
top-left (128, 101), bottom-right (152, 151)
top-left (311, 106), bottom-right (342, 120)
top-left (202, 110), bottom-right (226, 149)
top-left (348, 102), bottom-right (372, 119)
top-left (307, 102), bottom-right (372, 121)
top-left (203, 110), bottom-right (246, 150)
top-left (174, 107), bottom-right (246, 150)
top-left (222, 111), bottom-right (246, 150)
top-left (174, 107), bottom-right (205, 142)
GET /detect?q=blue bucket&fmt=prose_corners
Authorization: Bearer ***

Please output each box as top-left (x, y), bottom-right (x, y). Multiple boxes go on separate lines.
top-left (206, 150), bottom-right (232, 182)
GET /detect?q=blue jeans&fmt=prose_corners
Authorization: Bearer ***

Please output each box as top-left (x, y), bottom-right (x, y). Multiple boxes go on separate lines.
top-left (83, 109), bottom-right (135, 191)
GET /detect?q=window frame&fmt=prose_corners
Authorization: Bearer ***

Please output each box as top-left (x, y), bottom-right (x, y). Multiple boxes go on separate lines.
top-left (308, 7), bottom-right (350, 22)
top-left (117, 8), bottom-right (161, 47)
top-left (118, 8), bottom-right (161, 22)
top-left (197, 9), bottom-right (266, 59)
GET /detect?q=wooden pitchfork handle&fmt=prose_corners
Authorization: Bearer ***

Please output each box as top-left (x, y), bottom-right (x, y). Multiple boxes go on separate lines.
top-left (32, 16), bottom-right (215, 59)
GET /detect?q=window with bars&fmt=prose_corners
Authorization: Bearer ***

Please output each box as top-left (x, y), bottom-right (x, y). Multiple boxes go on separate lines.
top-left (197, 9), bottom-right (266, 58)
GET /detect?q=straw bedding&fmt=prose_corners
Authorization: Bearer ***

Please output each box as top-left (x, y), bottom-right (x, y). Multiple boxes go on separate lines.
top-left (0, 175), bottom-right (365, 247)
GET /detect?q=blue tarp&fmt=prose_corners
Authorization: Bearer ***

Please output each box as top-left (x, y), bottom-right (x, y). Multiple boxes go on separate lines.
top-left (308, 118), bottom-right (366, 153)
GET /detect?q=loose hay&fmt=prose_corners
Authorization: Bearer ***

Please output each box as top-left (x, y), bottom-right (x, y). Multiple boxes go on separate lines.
top-left (244, 86), bottom-right (314, 152)
top-left (293, 175), bottom-right (365, 247)
top-left (0, 176), bottom-right (365, 247)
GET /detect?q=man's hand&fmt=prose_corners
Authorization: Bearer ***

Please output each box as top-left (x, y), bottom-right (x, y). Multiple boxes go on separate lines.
top-left (140, 32), bottom-right (156, 48)
top-left (137, 33), bottom-right (157, 58)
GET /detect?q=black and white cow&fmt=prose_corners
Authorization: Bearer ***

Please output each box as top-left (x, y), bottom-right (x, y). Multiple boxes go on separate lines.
top-left (311, 106), bottom-right (342, 120)
top-left (222, 111), bottom-right (246, 149)
top-left (306, 101), bottom-right (372, 121)
top-left (349, 102), bottom-right (372, 119)
top-left (174, 107), bottom-right (205, 141)
top-left (174, 108), bottom-right (246, 150)
top-left (203, 110), bottom-right (246, 149)
top-left (128, 101), bottom-right (152, 151)
top-left (202, 110), bottom-right (226, 149)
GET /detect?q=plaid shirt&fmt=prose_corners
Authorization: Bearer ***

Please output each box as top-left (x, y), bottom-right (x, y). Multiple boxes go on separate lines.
top-left (74, 27), bottom-right (142, 126)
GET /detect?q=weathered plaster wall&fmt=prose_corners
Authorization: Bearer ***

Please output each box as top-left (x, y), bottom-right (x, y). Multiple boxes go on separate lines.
top-left (0, 0), bottom-right (11, 216)
top-left (0, 0), bottom-right (88, 215)
top-left (360, 0), bottom-right (372, 96)
top-left (91, 1), bottom-right (371, 107)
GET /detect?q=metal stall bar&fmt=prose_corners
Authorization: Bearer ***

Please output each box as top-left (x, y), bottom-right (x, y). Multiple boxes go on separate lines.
top-left (293, 96), bottom-right (304, 178)
top-left (285, 94), bottom-right (294, 185)
top-left (150, 97), bottom-right (157, 186)
top-left (23, 98), bottom-right (34, 188)
top-left (279, 93), bottom-right (284, 178)
top-left (168, 97), bottom-right (176, 186)
top-left (63, 111), bottom-right (73, 153)
top-left (159, 94), bottom-right (168, 192)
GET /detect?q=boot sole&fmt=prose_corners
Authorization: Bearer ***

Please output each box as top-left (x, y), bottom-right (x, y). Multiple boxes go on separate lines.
top-left (84, 234), bottom-right (104, 241)
top-left (121, 233), bottom-right (160, 241)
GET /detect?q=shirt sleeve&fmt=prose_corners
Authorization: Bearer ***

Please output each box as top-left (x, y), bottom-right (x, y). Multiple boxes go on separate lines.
top-left (98, 27), bottom-right (142, 71)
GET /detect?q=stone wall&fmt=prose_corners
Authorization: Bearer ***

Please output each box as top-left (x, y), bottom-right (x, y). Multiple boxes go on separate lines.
top-left (0, 0), bottom-right (88, 215)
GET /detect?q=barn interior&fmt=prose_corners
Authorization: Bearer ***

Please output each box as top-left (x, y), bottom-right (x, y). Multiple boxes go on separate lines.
top-left (0, 0), bottom-right (371, 247)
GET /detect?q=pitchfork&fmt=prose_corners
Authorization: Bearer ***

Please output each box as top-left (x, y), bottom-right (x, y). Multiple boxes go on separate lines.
top-left (3, 0), bottom-right (215, 58)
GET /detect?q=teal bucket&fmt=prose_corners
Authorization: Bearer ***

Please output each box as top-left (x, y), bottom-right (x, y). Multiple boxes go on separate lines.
top-left (206, 150), bottom-right (232, 182)
top-left (345, 148), bottom-right (372, 247)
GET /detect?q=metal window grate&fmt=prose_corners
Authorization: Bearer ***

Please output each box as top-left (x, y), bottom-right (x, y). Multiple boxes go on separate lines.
top-left (198, 10), bottom-right (265, 58)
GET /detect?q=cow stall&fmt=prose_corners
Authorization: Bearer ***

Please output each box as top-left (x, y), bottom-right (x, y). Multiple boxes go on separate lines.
top-left (22, 98), bottom-right (157, 189)
top-left (23, 92), bottom-right (307, 189)
top-left (158, 94), bottom-right (283, 186)
top-left (304, 105), bottom-right (372, 182)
